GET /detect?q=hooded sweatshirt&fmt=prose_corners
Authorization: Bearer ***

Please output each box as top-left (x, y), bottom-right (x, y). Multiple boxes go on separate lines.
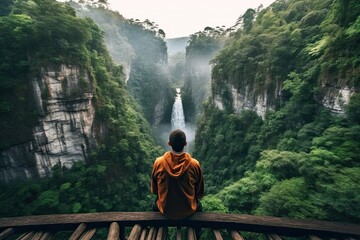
top-left (151, 151), bottom-right (204, 220)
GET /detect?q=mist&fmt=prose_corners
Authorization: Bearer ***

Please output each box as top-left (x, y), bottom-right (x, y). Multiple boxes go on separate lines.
top-left (154, 123), bottom-right (196, 153)
top-left (153, 35), bottom-right (223, 154)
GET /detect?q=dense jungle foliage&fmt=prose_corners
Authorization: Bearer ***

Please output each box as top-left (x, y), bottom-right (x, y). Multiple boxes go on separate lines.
top-left (70, 2), bottom-right (173, 125)
top-left (182, 28), bottom-right (227, 123)
top-left (0, 0), bottom-right (162, 217)
top-left (195, 0), bottom-right (360, 223)
top-left (0, 0), bottom-right (359, 234)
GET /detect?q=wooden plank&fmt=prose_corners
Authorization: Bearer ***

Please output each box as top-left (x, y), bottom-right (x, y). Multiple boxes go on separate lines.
top-left (151, 228), bottom-right (158, 240)
top-left (0, 212), bottom-right (359, 237)
top-left (39, 232), bottom-right (52, 240)
top-left (156, 227), bottom-right (165, 240)
top-left (188, 213), bottom-right (360, 238)
top-left (15, 233), bottom-right (27, 240)
top-left (128, 224), bottom-right (142, 240)
top-left (79, 228), bottom-right (96, 240)
top-left (69, 223), bottom-right (87, 240)
top-left (139, 228), bottom-right (148, 240)
top-left (17, 231), bottom-right (34, 240)
top-left (107, 222), bottom-right (120, 240)
top-left (0, 228), bottom-right (14, 240)
top-left (213, 229), bottom-right (223, 240)
top-left (268, 233), bottom-right (282, 240)
top-left (230, 230), bottom-right (244, 240)
top-left (128, 224), bottom-right (139, 239)
top-left (267, 233), bottom-right (282, 240)
top-left (32, 231), bottom-right (44, 240)
top-left (187, 227), bottom-right (196, 240)
top-left (176, 227), bottom-right (182, 240)
top-left (146, 227), bottom-right (155, 240)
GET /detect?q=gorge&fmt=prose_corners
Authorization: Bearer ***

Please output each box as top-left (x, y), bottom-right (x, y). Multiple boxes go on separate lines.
top-left (0, 0), bottom-right (359, 226)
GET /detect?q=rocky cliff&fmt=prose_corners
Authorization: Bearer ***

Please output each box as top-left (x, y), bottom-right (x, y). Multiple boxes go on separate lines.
top-left (213, 82), bottom-right (278, 119)
top-left (320, 77), bottom-right (357, 114)
top-left (213, 82), bottom-right (356, 118)
top-left (209, 0), bottom-right (359, 118)
top-left (0, 65), bottom-right (96, 183)
top-left (70, 3), bottom-right (171, 126)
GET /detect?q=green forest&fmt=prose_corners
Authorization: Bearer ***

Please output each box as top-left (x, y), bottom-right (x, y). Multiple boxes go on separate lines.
top-left (0, 0), bottom-right (163, 215)
top-left (0, 0), bottom-right (360, 237)
top-left (194, 0), bottom-right (360, 223)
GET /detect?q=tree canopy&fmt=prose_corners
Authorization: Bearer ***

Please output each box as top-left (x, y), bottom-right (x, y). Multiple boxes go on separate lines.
top-left (196, 0), bottom-right (360, 224)
top-left (0, 0), bottom-right (162, 220)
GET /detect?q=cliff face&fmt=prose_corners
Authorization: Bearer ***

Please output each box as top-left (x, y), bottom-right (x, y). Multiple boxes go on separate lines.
top-left (213, 80), bottom-right (280, 118)
top-left (214, 83), bottom-right (357, 119)
top-left (71, 3), bottom-right (171, 125)
top-left (208, 0), bottom-right (360, 118)
top-left (213, 82), bottom-right (355, 118)
top-left (320, 74), bottom-right (357, 114)
top-left (321, 86), bottom-right (354, 113)
top-left (0, 65), bottom-right (96, 183)
top-left (183, 32), bottom-right (224, 123)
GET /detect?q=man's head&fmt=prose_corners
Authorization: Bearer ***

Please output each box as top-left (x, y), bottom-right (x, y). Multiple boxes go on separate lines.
top-left (168, 129), bottom-right (187, 152)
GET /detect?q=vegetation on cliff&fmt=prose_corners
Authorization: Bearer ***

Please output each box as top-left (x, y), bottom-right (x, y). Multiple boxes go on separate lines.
top-left (0, 0), bottom-right (161, 216)
top-left (0, 0), bottom-right (359, 229)
top-left (195, 0), bottom-right (360, 223)
top-left (182, 28), bottom-right (227, 123)
top-left (0, 0), bottom-right (96, 149)
top-left (69, 2), bottom-right (173, 125)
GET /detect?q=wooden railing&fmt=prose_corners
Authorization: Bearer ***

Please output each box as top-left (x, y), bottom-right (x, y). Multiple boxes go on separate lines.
top-left (0, 212), bottom-right (359, 239)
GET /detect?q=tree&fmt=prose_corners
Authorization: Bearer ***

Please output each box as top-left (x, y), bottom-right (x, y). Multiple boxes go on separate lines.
top-left (256, 178), bottom-right (326, 219)
top-left (346, 93), bottom-right (360, 124)
top-left (0, 0), bottom-right (13, 16)
top-left (236, 8), bottom-right (256, 33)
top-left (158, 29), bottom-right (165, 38)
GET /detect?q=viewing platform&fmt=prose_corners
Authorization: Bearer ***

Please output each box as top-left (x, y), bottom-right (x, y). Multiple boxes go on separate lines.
top-left (1, 212), bottom-right (359, 239)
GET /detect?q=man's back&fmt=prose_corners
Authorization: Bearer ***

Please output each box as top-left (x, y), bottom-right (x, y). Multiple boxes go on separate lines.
top-left (151, 151), bottom-right (204, 220)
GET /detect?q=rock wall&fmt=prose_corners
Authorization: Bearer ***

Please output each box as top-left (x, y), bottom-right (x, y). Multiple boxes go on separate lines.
top-left (0, 65), bottom-right (96, 183)
top-left (213, 82), bottom-right (355, 118)
top-left (154, 93), bottom-right (166, 126)
top-left (213, 82), bottom-right (279, 119)
top-left (321, 85), bottom-right (355, 114)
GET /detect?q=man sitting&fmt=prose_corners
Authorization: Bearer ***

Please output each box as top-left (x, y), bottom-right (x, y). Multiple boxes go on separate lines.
top-left (151, 129), bottom-right (204, 220)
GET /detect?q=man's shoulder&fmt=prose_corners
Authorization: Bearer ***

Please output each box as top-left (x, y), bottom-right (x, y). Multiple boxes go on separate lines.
top-left (154, 152), bottom-right (168, 165)
top-left (154, 156), bottom-right (164, 165)
top-left (189, 156), bottom-right (201, 167)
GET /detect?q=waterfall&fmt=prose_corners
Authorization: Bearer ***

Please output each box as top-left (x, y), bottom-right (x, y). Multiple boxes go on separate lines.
top-left (171, 88), bottom-right (185, 130)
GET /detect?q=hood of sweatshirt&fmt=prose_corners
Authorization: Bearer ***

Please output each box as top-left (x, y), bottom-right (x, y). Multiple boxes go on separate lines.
top-left (163, 151), bottom-right (191, 178)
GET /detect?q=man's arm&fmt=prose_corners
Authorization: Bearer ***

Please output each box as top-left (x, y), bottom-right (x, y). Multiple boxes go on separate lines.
top-left (151, 163), bottom-right (158, 195)
top-left (195, 165), bottom-right (204, 199)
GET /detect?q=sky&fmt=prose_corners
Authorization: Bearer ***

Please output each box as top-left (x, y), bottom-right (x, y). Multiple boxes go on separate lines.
top-left (107, 0), bottom-right (276, 38)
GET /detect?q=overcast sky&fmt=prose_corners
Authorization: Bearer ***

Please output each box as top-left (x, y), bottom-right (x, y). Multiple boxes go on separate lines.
top-left (107, 0), bottom-right (276, 38)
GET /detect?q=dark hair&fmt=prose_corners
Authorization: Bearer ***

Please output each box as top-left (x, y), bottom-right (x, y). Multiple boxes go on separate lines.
top-left (169, 129), bottom-right (186, 152)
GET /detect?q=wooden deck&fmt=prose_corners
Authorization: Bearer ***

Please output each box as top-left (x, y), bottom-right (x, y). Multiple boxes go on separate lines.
top-left (0, 212), bottom-right (359, 239)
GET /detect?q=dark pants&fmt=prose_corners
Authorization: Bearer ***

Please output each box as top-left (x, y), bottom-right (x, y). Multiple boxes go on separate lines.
top-left (194, 201), bottom-right (203, 239)
top-left (152, 198), bottom-right (202, 213)
top-left (152, 199), bottom-right (203, 239)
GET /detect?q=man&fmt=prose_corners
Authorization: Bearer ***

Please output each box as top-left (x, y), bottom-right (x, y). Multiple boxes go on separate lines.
top-left (151, 129), bottom-right (204, 220)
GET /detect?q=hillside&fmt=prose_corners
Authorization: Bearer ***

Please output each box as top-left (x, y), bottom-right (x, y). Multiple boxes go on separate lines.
top-left (0, 0), bottom-right (162, 215)
top-left (195, 0), bottom-right (360, 223)
top-left (69, 2), bottom-right (174, 126)
top-left (0, 0), bottom-right (359, 227)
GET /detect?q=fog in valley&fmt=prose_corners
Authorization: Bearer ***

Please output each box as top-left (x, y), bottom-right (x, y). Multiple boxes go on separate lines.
top-left (1, 1), bottom-right (359, 233)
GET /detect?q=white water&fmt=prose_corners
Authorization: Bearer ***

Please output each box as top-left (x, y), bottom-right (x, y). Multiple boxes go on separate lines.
top-left (171, 88), bottom-right (185, 130)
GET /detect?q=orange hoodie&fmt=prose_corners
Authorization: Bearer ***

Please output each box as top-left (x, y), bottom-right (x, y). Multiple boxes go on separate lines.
top-left (151, 151), bottom-right (204, 220)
